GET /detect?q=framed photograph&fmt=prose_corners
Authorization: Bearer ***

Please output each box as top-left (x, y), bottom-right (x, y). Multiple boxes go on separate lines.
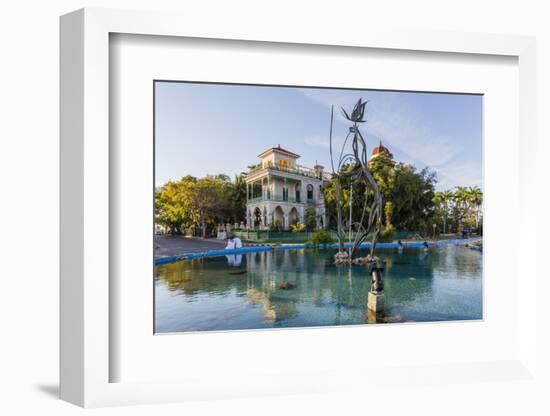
top-left (60, 8), bottom-right (538, 407)
top-left (153, 81), bottom-right (484, 333)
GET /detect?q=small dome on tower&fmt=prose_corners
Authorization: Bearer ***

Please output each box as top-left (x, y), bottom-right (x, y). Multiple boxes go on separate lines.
top-left (370, 140), bottom-right (393, 160)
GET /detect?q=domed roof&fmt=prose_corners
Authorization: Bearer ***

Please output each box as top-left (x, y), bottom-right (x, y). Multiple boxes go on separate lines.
top-left (371, 140), bottom-right (393, 159)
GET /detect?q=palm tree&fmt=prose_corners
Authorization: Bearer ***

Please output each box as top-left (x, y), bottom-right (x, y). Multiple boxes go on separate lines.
top-left (443, 190), bottom-right (454, 232)
top-left (468, 186), bottom-right (483, 232)
top-left (433, 192), bottom-right (445, 232)
top-left (433, 190), bottom-right (453, 234)
top-left (232, 173), bottom-right (248, 223)
top-left (453, 186), bottom-right (470, 231)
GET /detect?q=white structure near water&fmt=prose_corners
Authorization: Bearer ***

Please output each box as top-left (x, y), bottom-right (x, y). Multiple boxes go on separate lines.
top-left (245, 146), bottom-right (330, 230)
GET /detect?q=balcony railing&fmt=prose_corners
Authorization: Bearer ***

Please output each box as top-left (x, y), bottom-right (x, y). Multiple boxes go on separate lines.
top-left (248, 163), bottom-right (325, 180)
top-left (248, 194), bottom-right (302, 204)
top-left (247, 195), bottom-right (323, 204)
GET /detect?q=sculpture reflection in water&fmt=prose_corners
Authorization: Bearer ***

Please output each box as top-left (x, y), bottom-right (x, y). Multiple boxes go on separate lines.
top-left (152, 246), bottom-right (483, 333)
top-left (328, 99), bottom-right (385, 312)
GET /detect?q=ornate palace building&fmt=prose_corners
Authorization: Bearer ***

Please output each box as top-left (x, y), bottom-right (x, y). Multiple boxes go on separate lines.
top-left (245, 146), bottom-right (330, 230)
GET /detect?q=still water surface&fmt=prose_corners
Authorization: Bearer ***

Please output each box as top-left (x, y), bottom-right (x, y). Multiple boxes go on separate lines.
top-left (155, 245), bottom-right (482, 333)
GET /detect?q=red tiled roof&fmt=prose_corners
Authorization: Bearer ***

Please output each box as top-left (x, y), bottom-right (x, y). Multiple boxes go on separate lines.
top-left (371, 141), bottom-right (392, 157)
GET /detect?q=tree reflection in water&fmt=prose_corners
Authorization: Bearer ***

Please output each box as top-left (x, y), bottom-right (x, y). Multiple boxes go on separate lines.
top-left (154, 245), bottom-right (482, 333)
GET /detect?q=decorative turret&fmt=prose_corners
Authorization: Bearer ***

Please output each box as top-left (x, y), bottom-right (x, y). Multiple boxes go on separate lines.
top-left (313, 163), bottom-right (324, 179)
top-left (369, 140), bottom-right (393, 161)
top-left (258, 145), bottom-right (300, 169)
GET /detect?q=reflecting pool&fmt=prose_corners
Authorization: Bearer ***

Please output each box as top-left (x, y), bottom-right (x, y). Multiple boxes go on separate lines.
top-left (154, 245), bottom-right (482, 333)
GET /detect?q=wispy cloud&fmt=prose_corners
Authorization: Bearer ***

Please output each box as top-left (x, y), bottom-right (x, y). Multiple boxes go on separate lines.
top-left (304, 135), bottom-right (330, 148)
top-left (299, 88), bottom-right (481, 191)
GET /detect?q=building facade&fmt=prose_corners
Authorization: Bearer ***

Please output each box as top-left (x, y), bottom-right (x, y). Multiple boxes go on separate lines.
top-left (245, 146), bottom-right (329, 230)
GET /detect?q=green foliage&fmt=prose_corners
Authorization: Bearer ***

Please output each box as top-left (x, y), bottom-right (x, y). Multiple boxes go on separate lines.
top-left (270, 219), bottom-right (282, 232)
top-left (323, 152), bottom-right (437, 231)
top-left (290, 222), bottom-right (305, 233)
top-left (230, 173), bottom-right (248, 223)
top-left (324, 152), bottom-right (483, 237)
top-left (306, 229), bottom-right (335, 246)
top-left (379, 224), bottom-right (395, 243)
top-left (154, 177), bottom-right (197, 235)
top-left (433, 186), bottom-right (483, 233)
top-left (304, 207), bottom-right (317, 231)
top-left (155, 174), bottom-right (246, 237)
top-left (433, 189), bottom-right (454, 233)
top-left (384, 201), bottom-right (393, 226)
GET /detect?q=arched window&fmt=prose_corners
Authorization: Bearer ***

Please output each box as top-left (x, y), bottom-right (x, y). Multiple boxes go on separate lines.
top-left (307, 184), bottom-right (314, 201)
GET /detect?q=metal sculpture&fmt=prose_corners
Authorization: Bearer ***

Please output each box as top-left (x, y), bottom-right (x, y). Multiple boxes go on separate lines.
top-left (329, 99), bottom-right (384, 292)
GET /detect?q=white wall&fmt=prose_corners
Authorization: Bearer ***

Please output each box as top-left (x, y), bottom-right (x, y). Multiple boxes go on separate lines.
top-left (1, 1), bottom-right (548, 415)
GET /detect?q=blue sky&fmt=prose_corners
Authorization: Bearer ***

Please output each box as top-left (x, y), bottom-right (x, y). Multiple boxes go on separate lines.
top-left (155, 82), bottom-right (482, 191)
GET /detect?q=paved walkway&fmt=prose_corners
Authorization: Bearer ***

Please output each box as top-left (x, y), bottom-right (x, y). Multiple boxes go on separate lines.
top-left (154, 235), bottom-right (225, 258)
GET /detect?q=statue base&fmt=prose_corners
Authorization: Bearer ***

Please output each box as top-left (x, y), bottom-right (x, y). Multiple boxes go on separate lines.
top-left (366, 308), bottom-right (384, 324)
top-left (367, 291), bottom-right (384, 313)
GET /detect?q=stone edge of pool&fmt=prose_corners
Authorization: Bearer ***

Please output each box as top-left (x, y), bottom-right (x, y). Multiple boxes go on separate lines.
top-left (154, 237), bottom-right (482, 265)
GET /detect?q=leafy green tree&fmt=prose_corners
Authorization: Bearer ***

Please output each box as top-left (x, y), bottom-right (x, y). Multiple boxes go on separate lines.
top-left (324, 152), bottom-right (437, 233)
top-left (368, 152), bottom-right (437, 230)
top-left (388, 164), bottom-right (436, 231)
top-left (468, 186), bottom-right (483, 232)
top-left (384, 201), bottom-right (393, 227)
top-left (155, 176), bottom-right (198, 234)
top-left (193, 176), bottom-right (231, 237)
top-left (323, 150), bottom-right (482, 238)
top-left (230, 173), bottom-right (247, 224)
top-left (433, 187), bottom-right (483, 234)
top-left (452, 186), bottom-right (471, 230)
top-left (379, 224), bottom-right (395, 242)
top-left (433, 190), bottom-right (453, 233)
top-left (304, 207), bottom-right (317, 231)
top-left (155, 174), bottom-right (246, 237)
top-left (323, 166), bottom-right (368, 231)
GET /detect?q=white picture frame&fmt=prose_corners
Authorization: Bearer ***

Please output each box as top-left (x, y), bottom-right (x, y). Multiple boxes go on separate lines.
top-left (60, 8), bottom-right (538, 407)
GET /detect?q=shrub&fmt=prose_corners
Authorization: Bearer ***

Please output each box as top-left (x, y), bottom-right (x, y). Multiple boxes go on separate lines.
top-left (384, 201), bottom-right (393, 226)
top-left (270, 220), bottom-right (282, 232)
top-left (379, 224), bottom-right (395, 243)
top-left (306, 229), bottom-right (335, 246)
top-left (304, 208), bottom-right (317, 231)
top-left (290, 222), bottom-right (305, 233)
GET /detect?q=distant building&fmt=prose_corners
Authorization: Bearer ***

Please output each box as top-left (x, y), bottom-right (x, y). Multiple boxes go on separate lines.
top-left (245, 145), bottom-right (329, 230)
top-left (369, 140), bottom-right (393, 161)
